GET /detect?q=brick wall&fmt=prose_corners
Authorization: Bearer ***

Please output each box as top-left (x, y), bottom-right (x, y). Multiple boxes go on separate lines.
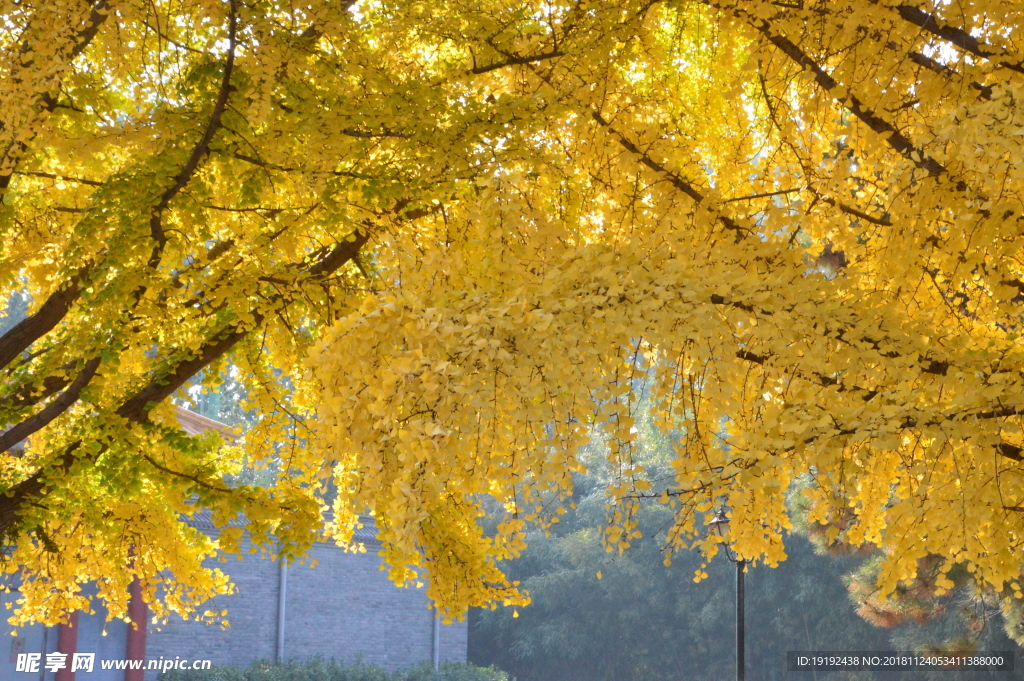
top-left (438, 612), bottom-right (468, 666)
top-left (146, 538), bottom-right (279, 671)
top-left (145, 533), bottom-right (467, 678)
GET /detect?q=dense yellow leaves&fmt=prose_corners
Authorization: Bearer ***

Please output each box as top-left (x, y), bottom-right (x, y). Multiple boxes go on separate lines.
top-left (3, 0), bottom-right (1024, 630)
top-left (307, 0), bottom-right (1024, 618)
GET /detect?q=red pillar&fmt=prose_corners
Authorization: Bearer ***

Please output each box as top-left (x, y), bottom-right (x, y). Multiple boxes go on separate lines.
top-left (56, 612), bottom-right (79, 681)
top-left (124, 578), bottom-right (148, 681)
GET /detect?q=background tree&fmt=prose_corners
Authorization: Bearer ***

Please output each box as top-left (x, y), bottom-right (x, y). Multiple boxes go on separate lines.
top-left (470, 459), bottom-right (1019, 681)
top-left (4, 0), bottom-right (1024, 629)
top-left (790, 479), bottom-right (1024, 653)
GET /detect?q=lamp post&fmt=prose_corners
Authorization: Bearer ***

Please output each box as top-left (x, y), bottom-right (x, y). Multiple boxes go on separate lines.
top-left (710, 508), bottom-right (746, 681)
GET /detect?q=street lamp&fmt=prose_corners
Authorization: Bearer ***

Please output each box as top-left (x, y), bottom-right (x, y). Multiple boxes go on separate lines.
top-left (710, 508), bottom-right (746, 681)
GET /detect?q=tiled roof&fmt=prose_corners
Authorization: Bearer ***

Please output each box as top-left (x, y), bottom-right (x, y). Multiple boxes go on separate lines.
top-left (4, 407), bottom-right (234, 453)
top-left (172, 410), bottom-right (378, 545)
top-left (184, 508), bottom-right (380, 544)
top-left (174, 406), bottom-right (240, 440)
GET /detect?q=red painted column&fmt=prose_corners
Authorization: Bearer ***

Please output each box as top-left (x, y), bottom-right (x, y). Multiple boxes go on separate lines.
top-left (56, 612), bottom-right (79, 681)
top-left (124, 578), bottom-right (148, 681)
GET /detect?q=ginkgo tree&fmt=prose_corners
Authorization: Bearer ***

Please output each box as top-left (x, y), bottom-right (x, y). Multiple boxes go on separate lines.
top-left (3, 0), bottom-right (1024, 634)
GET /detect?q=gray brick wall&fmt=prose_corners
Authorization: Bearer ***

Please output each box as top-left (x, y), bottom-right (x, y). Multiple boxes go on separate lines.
top-left (146, 534), bottom-right (467, 678)
top-left (146, 538), bottom-right (280, 670)
top-left (438, 613), bottom-right (468, 666)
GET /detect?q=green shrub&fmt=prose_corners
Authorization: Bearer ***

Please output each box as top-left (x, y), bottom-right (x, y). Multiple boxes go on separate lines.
top-left (160, 659), bottom-right (508, 681)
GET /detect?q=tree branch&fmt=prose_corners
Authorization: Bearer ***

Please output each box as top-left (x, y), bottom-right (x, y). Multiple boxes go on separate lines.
top-left (590, 111), bottom-right (747, 237)
top-left (141, 455), bottom-right (234, 493)
top-left (470, 49), bottom-right (564, 74)
top-left (732, 4), bottom-right (948, 177)
top-left (13, 171), bottom-right (105, 187)
top-left (0, 367), bottom-right (76, 414)
top-left (906, 49), bottom-right (993, 100)
top-left (0, 265), bottom-right (90, 372)
top-left (892, 4), bottom-right (1024, 76)
top-left (0, 1), bottom-right (110, 195)
top-left (146, 0), bottom-right (239, 270)
top-left (0, 228), bottom-right (368, 536)
top-left (0, 358), bottom-right (100, 454)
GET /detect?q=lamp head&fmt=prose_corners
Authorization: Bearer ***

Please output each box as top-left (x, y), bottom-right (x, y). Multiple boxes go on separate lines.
top-left (709, 508), bottom-right (730, 536)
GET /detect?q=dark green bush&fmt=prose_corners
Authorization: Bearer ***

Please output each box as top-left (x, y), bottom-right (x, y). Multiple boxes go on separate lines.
top-left (160, 660), bottom-right (507, 681)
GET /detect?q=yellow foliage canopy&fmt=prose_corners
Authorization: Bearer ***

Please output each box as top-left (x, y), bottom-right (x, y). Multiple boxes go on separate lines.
top-left (3, 0), bottom-right (1024, 624)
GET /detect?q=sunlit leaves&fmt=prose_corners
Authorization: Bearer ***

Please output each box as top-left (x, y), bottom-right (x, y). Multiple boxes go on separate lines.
top-left (5, 0), bottom-right (1024, 628)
